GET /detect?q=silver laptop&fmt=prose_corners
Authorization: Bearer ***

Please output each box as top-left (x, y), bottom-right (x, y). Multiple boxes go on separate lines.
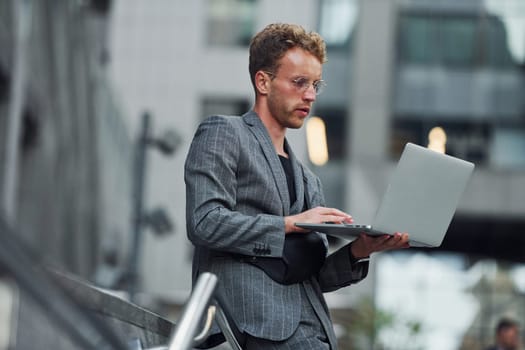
top-left (295, 143), bottom-right (474, 247)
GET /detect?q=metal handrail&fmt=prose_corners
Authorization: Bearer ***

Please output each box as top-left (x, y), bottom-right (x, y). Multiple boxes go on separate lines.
top-left (0, 212), bottom-right (241, 350)
top-left (135, 272), bottom-right (243, 350)
top-left (168, 272), bottom-right (219, 349)
top-left (0, 216), bottom-right (130, 350)
top-left (193, 305), bottom-right (217, 344)
top-left (213, 302), bottom-right (242, 349)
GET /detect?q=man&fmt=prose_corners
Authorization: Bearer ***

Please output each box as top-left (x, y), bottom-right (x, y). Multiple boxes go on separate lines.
top-left (486, 318), bottom-right (521, 350)
top-left (185, 23), bottom-right (409, 349)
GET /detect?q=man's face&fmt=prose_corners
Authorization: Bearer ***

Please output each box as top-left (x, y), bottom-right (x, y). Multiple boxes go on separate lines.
top-left (265, 47), bottom-right (323, 129)
top-left (498, 326), bottom-right (520, 350)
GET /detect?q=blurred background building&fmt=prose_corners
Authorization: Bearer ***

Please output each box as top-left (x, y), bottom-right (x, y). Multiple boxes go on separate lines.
top-left (0, 0), bottom-right (131, 278)
top-left (1, 0), bottom-right (525, 349)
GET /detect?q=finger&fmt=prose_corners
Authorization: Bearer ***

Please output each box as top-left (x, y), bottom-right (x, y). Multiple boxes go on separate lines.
top-left (322, 207), bottom-right (353, 219)
top-left (378, 234), bottom-right (392, 243)
top-left (393, 232), bottom-right (409, 239)
top-left (385, 233), bottom-right (410, 249)
top-left (394, 232), bottom-right (410, 245)
top-left (400, 233), bottom-right (411, 248)
top-left (326, 214), bottom-right (352, 224)
top-left (375, 234), bottom-right (401, 249)
top-left (391, 233), bottom-right (403, 242)
top-left (391, 232), bottom-right (407, 242)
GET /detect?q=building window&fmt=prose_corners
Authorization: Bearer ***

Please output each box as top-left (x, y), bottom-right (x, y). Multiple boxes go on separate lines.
top-left (318, 0), bottom-right (359, 50)
top-left (206, 0), bottom-right (257, 47)
top-left (391, 119), bottom-right (491, 164)
top-left (313, 108), bottom-right (347, 161)
top-left (397, 12), bottom-right (520, 69)
top-left (201, 96), bottom-right (250, 120)
top-left (393, 2), bottom-right (525, 168)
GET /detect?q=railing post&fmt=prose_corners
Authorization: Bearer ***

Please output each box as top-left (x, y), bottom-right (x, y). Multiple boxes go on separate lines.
top-left (167, 273), bottom-right (218, 350)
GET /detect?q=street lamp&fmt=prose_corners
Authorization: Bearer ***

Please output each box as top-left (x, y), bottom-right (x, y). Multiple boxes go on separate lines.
top-left (126, 111), bottom-right (180, 302)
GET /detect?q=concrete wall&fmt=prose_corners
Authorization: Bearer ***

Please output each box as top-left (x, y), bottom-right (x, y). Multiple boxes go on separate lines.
top-left (0, 0), bottom-right (132, 279)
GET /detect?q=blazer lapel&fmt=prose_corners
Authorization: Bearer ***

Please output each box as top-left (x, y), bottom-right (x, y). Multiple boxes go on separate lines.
top-left (243, 111), bottom-right (291, 215)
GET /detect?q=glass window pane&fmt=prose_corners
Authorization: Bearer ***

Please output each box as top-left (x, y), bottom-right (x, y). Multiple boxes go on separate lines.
top-left (318, 0), bottom-right (359, 49)
top-left (393, 3), bottom-right (525, 169)
top-left (439, 17), bottom-right (478, 67)
top-left (206, 0), bottom-right (256, 47)
top-left (398, 15), bottom-right (437, 64)
top-left (201, 96), bottom-right (250, 120)
top-left (314, 107), bottom-right (347, 160)
top-left (485, 0), bottom-right (525, 66)
top-left (483, 16), bottom-right (514, 68)
top-left (490, 127), bottom-right (525, 169)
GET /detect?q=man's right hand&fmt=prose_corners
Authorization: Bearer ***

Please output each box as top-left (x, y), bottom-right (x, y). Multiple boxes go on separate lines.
top-left (284, 206), bottom-right (353, 234)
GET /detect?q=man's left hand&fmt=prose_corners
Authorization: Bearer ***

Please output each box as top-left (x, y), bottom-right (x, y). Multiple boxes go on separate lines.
top-left (350, 232), bottom-right (410, 259)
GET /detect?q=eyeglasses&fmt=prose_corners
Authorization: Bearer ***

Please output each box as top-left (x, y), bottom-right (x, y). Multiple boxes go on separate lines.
top-left (264, 71), bottom-right (327, 95)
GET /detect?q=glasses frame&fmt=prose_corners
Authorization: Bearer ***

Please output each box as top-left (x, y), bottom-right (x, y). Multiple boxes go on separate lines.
top-left (263, 71), bottom-right (327, 95)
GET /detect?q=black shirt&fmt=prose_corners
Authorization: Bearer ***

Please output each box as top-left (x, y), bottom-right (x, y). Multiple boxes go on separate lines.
top-left (279, 155), bottom-right (297, 205)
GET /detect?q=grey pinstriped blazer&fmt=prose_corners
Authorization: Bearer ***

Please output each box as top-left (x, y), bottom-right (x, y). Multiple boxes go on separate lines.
top-left (185, 111), bottom-right (369, 345)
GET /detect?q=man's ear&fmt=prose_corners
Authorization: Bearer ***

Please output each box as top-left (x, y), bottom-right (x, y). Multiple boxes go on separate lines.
top-left (254, 71), bottom-right (269, 95)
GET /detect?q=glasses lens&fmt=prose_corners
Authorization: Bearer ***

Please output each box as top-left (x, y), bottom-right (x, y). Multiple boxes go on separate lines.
top-left (293, 78), bottom-right (309, 91)
top-left (314, 80), bottom-right (326, 95)
top-left (290, 77), bottom-right (327, 95)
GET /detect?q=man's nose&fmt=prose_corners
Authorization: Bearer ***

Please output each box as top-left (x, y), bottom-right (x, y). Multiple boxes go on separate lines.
top-left (303, 85), bottom-right (316, 101)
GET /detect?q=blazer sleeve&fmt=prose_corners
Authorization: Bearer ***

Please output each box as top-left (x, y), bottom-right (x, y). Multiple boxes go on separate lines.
top-left (317, 244), bottom-right (369, 292)
top-left (185, 116), bottom-right (286, 258)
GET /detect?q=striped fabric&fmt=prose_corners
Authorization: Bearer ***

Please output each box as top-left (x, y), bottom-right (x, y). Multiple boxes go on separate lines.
top-left (185, 111), bottom-right (370, 348)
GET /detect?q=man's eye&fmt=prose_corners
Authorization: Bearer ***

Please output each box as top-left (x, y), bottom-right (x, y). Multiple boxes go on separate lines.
top-left (294, 78), bottom-right (309, 88)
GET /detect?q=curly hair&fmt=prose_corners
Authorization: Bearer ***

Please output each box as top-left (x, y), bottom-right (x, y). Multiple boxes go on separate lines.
top-left (248, 23), bottom-right (327, 88)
